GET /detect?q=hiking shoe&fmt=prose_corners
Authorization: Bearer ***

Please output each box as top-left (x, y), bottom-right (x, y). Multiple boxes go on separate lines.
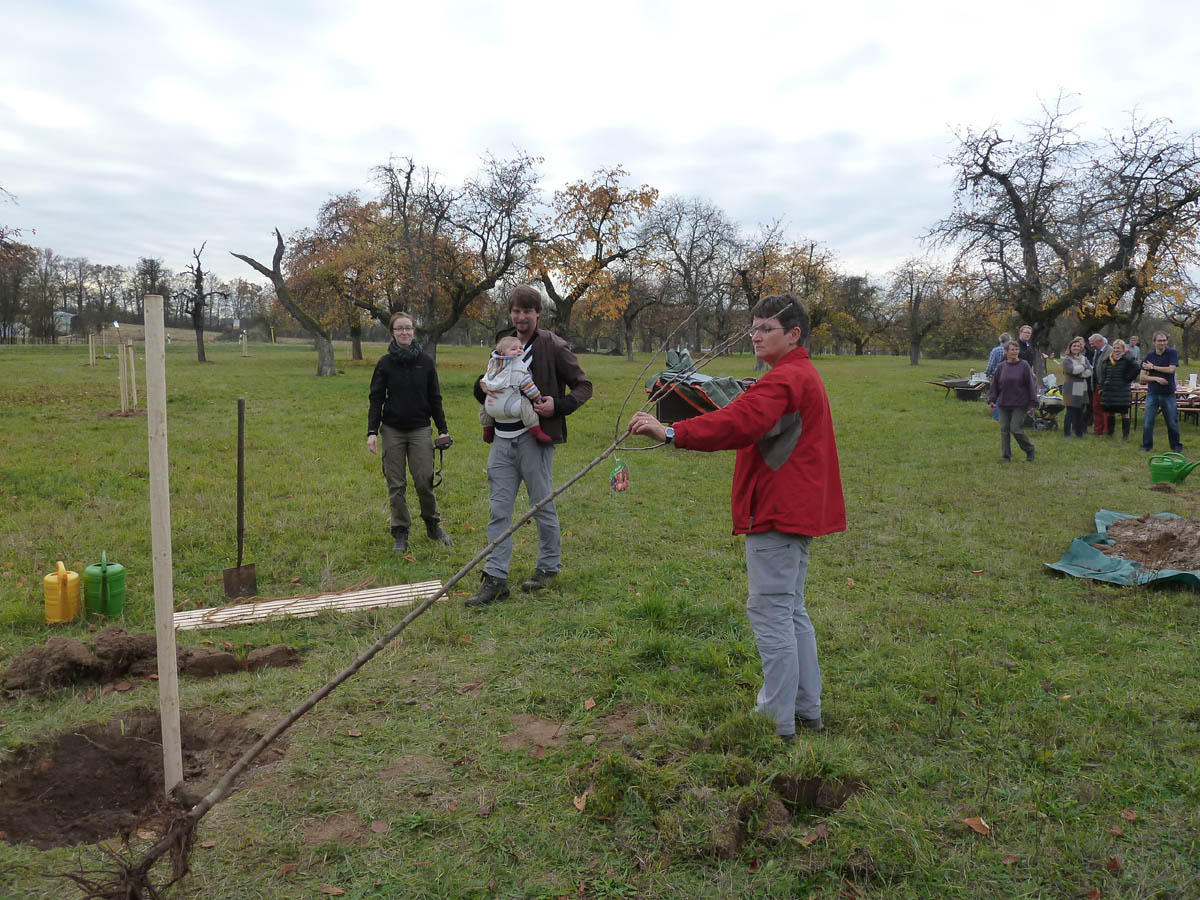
top-left (391, 531), bottom-right (409, 553)
top-left (796, 716), bottom-right (825, 733)
top-left (465, 574), bottom-right (509, 608)
top-left (520, 568), bottom-right (558, 592)
top-left (425, 522), bottom-right (453, 545)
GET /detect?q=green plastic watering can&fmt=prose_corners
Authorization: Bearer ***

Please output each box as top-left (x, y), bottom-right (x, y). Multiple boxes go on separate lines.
top-left (1148, 452), bottom-right (1200, 484)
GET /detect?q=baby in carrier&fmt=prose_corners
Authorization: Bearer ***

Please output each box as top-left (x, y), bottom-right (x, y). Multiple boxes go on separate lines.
top-left (479, 336), bottom-right (553, 444)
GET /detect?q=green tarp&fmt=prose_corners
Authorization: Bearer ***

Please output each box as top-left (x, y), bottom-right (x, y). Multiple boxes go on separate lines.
top-left (1044, 509), bottom-right (1200, 588)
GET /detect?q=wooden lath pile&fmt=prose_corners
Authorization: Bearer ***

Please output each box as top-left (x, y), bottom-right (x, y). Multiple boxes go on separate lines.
top-left (173, 580), bottom-right (444, 631)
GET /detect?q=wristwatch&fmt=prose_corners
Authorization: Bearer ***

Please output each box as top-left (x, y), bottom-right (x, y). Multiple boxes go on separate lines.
top-left (664, 426), bottom-right (675, 445)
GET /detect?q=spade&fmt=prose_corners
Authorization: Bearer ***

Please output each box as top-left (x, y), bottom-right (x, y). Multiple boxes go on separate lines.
top-left (222, 398), bottom-right (258, 599)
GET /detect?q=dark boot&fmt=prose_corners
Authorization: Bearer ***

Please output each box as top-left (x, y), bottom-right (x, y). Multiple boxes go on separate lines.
top-left (1122, 417), bottom-right (1130, 440)
top-left (390, 527), bottom-right (408, 553)
top-left (425, 518), bottom-right (453, 545)
top-left (465, 573), bottom-right (509, 607)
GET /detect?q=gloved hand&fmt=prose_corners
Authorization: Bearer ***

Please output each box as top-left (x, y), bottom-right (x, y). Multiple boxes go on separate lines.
top-left (433, 434), bottom-right (453, 450)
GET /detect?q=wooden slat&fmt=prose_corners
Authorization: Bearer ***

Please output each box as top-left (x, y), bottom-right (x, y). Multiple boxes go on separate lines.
top-left (173, 580), bottom-right (444, 631)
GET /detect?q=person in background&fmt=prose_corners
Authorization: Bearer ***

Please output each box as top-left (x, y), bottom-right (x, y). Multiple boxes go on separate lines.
top-left (1140, 331), bottom-right (1183, 453)
top-left (985, 332), bottom-right (1011, 378)
top-left (628, 293), bottom-right (845, 740)
top-left (1086, 333), bottom-right (1110, 435)
top-left (987, 341), bottom-right (1038, 462)
top-left (1126, 335), bottom-right (1141, 363)
top-left (367, 312), bottom-right (453, 552)
top-left (1096, 339), bottom-right (1140, 441)
top-left (1059, 336), bottom-right (1091, 439)
top-left (1017, 324), bottom-right (1038, 373)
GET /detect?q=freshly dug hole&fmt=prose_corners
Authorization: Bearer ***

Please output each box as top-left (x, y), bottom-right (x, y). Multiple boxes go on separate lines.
top-left (0, 707), bottom-right (283, 849)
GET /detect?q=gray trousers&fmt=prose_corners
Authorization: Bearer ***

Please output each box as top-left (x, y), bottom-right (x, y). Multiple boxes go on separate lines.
top-left (744, 531), bottom-right (821, 735)
top-left (483, 432), bottom-right (560, 578)
top-left (380, 424), bottom-right (439, 534)
top-left (997, 406), bottom-right (1034, 459)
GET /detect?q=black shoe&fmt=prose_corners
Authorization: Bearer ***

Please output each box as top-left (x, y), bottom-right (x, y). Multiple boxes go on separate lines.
top-left (796, 716), bottom-right (825, 733)
top-left (465, 574), bottom-right (509, 607)
top-left (391, 530), bottom-right (409, 553)
top-left (425, 522), bottom-right (453, 545)
top-left (1024, 451), bottom-right (1035, 462)
top-left (520, 568), bottom-right (558, 592)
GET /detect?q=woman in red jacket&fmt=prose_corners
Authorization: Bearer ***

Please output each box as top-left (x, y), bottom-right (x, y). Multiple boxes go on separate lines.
top-left (629, 294), bottom-right (845, 740)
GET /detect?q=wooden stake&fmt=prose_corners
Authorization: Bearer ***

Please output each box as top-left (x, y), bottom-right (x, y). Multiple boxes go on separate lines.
top-left (126, 341), bottom-right (138, 408)
top-left (144, 294), bottom-right (183, 795)
top-left (241, 333), bottom-right (248, 357)
top-left (88, 334), bottom-right (96, 366)
top-left (118, 339), bottom-right (129, 413)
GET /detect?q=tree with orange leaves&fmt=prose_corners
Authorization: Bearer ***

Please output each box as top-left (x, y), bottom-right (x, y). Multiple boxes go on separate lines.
top-left (529, 167), bottom-right (657, 341)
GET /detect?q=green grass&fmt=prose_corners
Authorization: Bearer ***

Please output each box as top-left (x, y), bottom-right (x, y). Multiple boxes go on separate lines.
top-left (1, 341), bottom-right (1199, 899)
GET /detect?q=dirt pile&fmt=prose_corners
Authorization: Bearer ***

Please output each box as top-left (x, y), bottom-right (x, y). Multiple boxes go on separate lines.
top-left (0, 708), bottom-right (283, 848)
top-left (2, 627), bottom-right (301, 692)
top-left (1099, 515), bottom-right (1200, 570)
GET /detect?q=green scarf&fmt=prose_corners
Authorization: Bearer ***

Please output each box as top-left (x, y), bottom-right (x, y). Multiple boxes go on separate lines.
top-left (387, 339), bottom-right (422, 364)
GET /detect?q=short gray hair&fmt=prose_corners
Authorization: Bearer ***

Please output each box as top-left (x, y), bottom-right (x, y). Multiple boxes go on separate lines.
top-left (999, 332), bottom-right (1011, 344)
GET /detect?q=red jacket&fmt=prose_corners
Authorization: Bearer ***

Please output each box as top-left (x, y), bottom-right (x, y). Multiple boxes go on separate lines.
top-left (673, 347), bottom-right (845, 538)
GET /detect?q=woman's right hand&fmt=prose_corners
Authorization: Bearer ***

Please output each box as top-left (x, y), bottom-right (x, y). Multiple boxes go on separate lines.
top-left (367, 434), bottom-right (378, 455)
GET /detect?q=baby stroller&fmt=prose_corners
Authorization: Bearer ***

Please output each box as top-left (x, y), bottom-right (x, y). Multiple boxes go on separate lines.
top-left (1028, 375), bottom-right (1064, 431)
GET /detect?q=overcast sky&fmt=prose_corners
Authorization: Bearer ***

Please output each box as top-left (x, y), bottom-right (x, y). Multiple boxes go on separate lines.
top-left (3, 0), bottom-right (1199, 284)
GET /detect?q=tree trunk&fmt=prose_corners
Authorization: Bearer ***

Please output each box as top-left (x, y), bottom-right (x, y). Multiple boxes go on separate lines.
top-left (909, 342), bottom-right (920, 365)
top-left (349, 323), bottom-right (363, 360)
top-left (232, 231), bottom-right (337, 376)
top-left (194, 322), bottom-right (207, 363)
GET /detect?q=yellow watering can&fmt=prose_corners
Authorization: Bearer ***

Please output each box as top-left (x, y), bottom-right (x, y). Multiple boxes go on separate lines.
top-left (43, 561), bottom-right (81, 624)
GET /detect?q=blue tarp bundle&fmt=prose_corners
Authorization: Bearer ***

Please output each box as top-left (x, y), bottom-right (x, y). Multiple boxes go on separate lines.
top-left (1045, 509), bottom-right (1200, 588)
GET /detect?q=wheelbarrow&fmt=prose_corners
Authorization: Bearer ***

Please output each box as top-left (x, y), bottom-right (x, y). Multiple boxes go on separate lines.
top-left (1148, 452), bottom-right (1200, 484)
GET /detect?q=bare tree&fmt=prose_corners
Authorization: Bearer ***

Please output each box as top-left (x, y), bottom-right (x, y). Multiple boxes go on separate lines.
top-left (932, 97), bottom-right (1200, 354)
top-left (887, 259), bottom-right (945, 365)
top-left (175, 243), bottom-right (228, 362)
top-left (233, 230), bottom-right (337, 376)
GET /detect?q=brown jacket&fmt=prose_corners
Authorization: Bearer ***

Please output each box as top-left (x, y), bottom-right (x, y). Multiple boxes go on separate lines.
top-left (474, 327), bottom-right (592, 443)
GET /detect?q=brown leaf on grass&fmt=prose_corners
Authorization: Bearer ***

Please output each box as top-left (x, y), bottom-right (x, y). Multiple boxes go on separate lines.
top-left (370, 820), bottom-right (389, 834)
top-left (149, 673), bottom-right (158, 681)
top-left (1086, 890), bottom-right (1101, 900)
top-left (457, 634), bottom-right (473, 644)
top-left (747, 856), bottom-right (761, 873)
top-left (582, 734), bottom-right (597, 745)
top-left (840, 882), bottom-right (863, 898)
top-left (1000, 854), bottom-right (1018, 866)
top-left (963, 816), bottom-right (990, 836)
top-left (275, 863), bottom-right (297, 876)
top-left (530, 744), bottom-right (546, 759)
top-left (971, 569), bottom-right (985, 574)
top-left (799, 822), bottom-right (830, 847)
top-left (584, 697), bottom-right (596, 711)
top-left (198, 839), bottom-right (217, 849)
top-left (347, 730), bottom-right (362, 738)
top-left (478, 801), bottom-right (494, 817)
top-left (1108, 824), bottom-right (1123, 837)
top-left (221, 640), bottom-right (233, 650)
top-left (451, 755), bottom-right (473, 767)
top-left (1105, 856), bottom-right (1122, 874)
top-left (1120, 808), bottom-right (1138, 822)
top-left (447, 800), bottom-right (458, 812)
top-left (845, 577), bottom-right (856, 586)
top-left (464, 522), bottom-right (475, 531)
top-left (570, 667), bottom-right (580, 674)
top-left (318, 886), bottom-right (346, 896)
top-left (923, 694), bottom-right (939, 704)
top-left (403, 554), bottom-right (417, 562)
top-left (573, 790), bottom-right (590, 812)
top-left (114, 681), bottom-right (133, 693)
top-left (289, 578), bottom-right (301, 586)
top-left (457, 681), bottom-right (483, 695)
top-left (136, 830), bottom-right (156, 840)
top-left (413, 860), bottom-right (433, 867)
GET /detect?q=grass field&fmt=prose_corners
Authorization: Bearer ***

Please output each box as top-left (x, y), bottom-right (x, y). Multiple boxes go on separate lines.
top-left (1, 340), bottom-right (1198, 899)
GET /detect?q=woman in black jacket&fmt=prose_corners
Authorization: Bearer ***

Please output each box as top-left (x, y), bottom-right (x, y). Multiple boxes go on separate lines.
top-left (366, 312), bottom-right (453, 551)
top-left (1096, 339), bottom-right (1141, 441)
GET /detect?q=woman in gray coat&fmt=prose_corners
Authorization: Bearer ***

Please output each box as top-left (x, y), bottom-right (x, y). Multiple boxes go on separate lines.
top-left (1059, 335), bottom-right (1091, 438)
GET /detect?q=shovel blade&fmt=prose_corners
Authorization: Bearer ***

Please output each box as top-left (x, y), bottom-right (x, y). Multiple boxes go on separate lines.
top-left (222, 563), bottom-right (257, 600)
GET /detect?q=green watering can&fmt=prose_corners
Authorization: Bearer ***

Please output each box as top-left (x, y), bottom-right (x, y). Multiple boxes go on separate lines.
top-left (1148, 452), bottom-right (1200, 484)
top-left (83, 551), bottom-right (126, 617)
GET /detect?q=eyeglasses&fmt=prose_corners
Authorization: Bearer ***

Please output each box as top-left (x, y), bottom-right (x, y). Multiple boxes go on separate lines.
top-left (751, 324), bottom-right (786, 336)
top-left (393, 326), bottom-right (414, 333)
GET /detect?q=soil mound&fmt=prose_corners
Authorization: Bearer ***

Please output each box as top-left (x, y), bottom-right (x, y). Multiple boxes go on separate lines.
top-left (0, 708), bottom-right (283, 849)
top-left (1099, 515), bottom-right (1200, 569)
top-left (2, 627), bottom-right (300, 692)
